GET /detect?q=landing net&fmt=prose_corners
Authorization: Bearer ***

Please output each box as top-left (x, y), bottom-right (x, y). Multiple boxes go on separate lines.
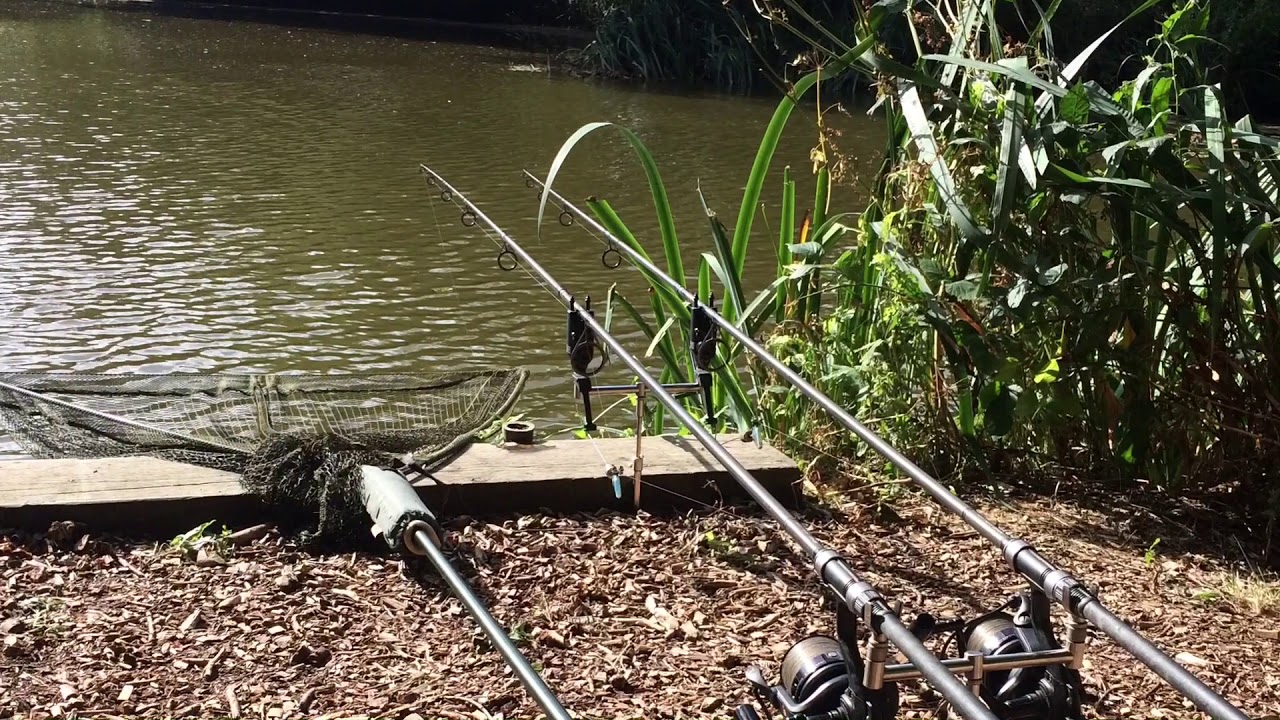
top-left (0, 370), bottom-right (527, 539)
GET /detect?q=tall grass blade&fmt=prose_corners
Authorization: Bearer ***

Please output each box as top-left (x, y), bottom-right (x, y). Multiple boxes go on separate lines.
top-left (987, 66), bottom-right (1027, 289)
top-left (1060, 0), bottom-right (1164, 83)
top-left (697, 185), bottom-right (746, 321)
top-left (537, 122), bottom-right (684, 287)
top-left (777, 167), bottom-right (796, 322)
top-left (804, 166), bottom-right (831, 320)
top-left (899, 83), bottom-right (989, 243)
top-left (940, 0), bottom-right (983, 89)
top-left (1204, 84), bottom-right (1229, 352)
top-left (730, 31), bottom-right (880, 278)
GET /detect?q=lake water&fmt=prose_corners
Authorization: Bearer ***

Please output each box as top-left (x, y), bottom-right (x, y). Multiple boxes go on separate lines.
top-left (0, 0), bottom-right (880, 436)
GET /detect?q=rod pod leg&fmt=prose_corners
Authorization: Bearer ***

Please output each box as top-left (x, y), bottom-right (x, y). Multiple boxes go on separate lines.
top-left (839, 604), bottom-right (899, 720)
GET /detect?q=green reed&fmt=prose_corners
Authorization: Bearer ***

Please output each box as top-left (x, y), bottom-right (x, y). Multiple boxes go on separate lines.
top-left (540, 0), bottom-right (1280, 544)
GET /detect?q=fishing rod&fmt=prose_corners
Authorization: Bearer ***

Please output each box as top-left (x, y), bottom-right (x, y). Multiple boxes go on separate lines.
top-left (419, 163), bottom-right (1003, 720)
top-left (521, 171), bottom-right (1251, 720)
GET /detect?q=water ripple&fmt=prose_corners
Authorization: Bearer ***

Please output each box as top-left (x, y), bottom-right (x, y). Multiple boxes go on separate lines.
top-left (0, 0), bottom-right (875, 427)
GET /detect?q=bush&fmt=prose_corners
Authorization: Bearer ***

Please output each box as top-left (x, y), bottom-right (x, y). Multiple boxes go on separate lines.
top-left (540, 0), bottom-right (1280, 544)
top-left (764, 0), bottom-right (1280, 508)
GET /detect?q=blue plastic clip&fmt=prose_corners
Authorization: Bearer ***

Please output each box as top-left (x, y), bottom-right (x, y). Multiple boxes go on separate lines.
top-left (606, 464), bottom-right (625, 500)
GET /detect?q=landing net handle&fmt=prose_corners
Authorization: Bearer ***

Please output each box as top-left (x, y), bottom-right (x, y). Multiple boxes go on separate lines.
top-left (522, 171), bottom-right (1250, 720)
top-left (419, 164), bottom-right (1002, 720)
top-left (360, 465), bottom-right (572, 720)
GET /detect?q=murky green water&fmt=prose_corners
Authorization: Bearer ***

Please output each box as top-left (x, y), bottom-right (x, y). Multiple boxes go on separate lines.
top-left (0, 1), bottom-right (879, 433)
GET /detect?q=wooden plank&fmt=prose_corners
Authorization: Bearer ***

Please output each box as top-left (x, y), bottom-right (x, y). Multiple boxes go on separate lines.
top-left (0, 434), bottom-right (799, 534)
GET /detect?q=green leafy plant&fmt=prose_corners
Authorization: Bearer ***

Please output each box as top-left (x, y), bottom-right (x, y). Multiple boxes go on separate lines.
top-left (169, 520), bottom-right (232, 560)
top-left (1145, 538), bottom-right (1162, 567)
top-left (541, 0), bottom-right (1280, 543)
top-left (751, 0), bottom-right (1280, 509)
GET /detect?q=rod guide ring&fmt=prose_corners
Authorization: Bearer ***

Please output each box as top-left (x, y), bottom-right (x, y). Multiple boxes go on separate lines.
top-left (497, 248), bottom-right (518, 271)
top-left (559, 210), bottom-right (574, 227)
top-left (601, 246), bottom-right (623, 269)
top-left (461, 209), bottom-right (477, 227)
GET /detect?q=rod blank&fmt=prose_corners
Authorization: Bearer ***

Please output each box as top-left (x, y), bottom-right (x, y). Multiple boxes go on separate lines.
top-left (413, 530), bottom-right (573, 720)
top-left (521, 170), bottom-right (1249, 720)
top-left (421, 165), bottom-right (1002, 720)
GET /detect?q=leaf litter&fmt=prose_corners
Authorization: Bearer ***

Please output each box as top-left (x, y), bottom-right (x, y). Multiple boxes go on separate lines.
top-left (1, 495), bottom-right (1276, 720)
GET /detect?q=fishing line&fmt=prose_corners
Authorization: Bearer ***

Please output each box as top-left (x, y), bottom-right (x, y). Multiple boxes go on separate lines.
top-left (422, 168), bottom-right (567, 311)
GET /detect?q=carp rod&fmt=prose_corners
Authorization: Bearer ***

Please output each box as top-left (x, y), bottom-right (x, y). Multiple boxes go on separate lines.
top-left (522, 171), bottom-right (1250, 720)
top-left (420, 163), bottom-right (1003, 720)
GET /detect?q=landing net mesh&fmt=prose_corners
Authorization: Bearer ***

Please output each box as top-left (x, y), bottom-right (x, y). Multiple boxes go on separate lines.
top-left (0, 370), bottom-right (528, 540)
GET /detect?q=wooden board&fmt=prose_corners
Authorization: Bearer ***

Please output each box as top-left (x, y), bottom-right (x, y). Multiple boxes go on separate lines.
top-left (0, 434), bottom-right (800, 534)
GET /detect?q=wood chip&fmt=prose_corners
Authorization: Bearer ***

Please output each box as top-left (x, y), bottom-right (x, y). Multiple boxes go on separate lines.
top-left (227, 524), bottom-right (272, 545)
top-left (114, 553), bottom-right (145, 577)
top-left (1175, 651), bottom-right (1210, 667)
top-left (204, 646), bottom-right (227, 680)
top-left (178, 608), bottom-right (202, 632)
top-left (298, 688), bottom-right (318, 714)
top-left (2, 495), bottom-right (1274, 719)
top-left (225, 684), bottom-right (241, 719)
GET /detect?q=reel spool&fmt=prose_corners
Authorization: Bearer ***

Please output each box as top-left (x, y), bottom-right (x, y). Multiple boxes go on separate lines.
top-left (740, 606), bottom-right (899, 720)
top-left (956, 592), bottom-right (1085, 720)
top-left (737, 590), bottom-right (1084, 720)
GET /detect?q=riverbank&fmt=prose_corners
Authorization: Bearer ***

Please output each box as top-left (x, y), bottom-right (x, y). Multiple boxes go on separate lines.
top-left (64, 0), bottom-right (594, 52)
top-left (63, 0), bottom-right (1280, 117)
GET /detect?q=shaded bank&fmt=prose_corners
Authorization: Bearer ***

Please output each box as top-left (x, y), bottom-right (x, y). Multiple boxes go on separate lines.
top-left (66, 0), bottom-right (594, 51)
top-left (67, 0), bottom-right (1280, 118)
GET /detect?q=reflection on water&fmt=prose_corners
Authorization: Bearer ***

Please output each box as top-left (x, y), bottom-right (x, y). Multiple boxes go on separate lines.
top-left (0, 1), bottom-right (879, 431)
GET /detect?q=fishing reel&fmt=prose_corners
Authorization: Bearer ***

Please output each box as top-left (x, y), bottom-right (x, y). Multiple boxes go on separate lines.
top-left (739, 603), bottom-right (898, 720)
top-left (736, 589), bottom-right (1085, 720)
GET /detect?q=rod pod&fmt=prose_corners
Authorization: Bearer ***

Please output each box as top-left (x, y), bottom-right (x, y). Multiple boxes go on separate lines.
top-left (521, 170), bottom-right (1250, 720)
top-left (419, 164), bottom-right (1003, 720)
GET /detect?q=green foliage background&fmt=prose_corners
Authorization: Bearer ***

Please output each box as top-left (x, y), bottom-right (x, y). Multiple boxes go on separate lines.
top-left (568, 0), bottom-right (1279, 118)
top-left (538, 0), bottom-right (1280, 552)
